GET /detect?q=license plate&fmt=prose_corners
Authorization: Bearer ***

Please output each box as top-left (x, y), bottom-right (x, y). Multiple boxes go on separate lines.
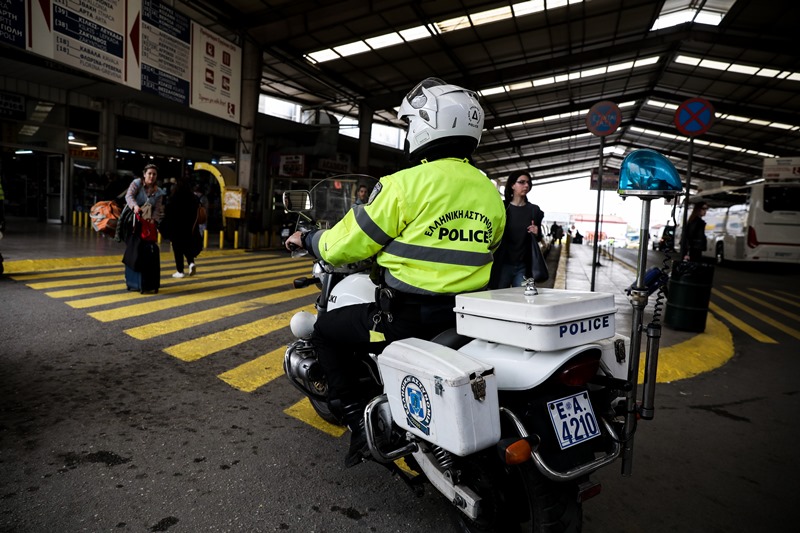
top-left (547, 391), bottom-right (601, 450)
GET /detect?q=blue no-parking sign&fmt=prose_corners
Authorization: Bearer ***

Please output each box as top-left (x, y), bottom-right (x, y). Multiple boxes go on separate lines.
top-left (585, 101), bottom-right (622, 137)
top-left (674, 97), bottom-right (715, 137)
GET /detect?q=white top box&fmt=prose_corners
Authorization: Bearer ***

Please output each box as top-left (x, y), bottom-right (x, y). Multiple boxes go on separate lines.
top-left (455, 288), bottom-right (617, 351)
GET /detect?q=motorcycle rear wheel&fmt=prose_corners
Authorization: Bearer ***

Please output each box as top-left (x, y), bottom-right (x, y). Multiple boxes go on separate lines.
top-left (451, 454), bottom-right (582, 533)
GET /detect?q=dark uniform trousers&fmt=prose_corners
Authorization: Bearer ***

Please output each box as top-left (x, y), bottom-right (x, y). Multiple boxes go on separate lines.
top-left (312, 293), bottom-right (456, 409)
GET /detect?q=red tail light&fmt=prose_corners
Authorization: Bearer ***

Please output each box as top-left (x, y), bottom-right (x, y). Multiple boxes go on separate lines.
top-left (747, 226), bottom-right (759, 248)
top-left (556, 351), bottom-right (601, 387)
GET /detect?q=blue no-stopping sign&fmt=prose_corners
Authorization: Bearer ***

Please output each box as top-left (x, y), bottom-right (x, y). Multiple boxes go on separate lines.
top-left (586, 101), bottom-right (622, 137)
top-left (674, 97), bottom-right (715, 137)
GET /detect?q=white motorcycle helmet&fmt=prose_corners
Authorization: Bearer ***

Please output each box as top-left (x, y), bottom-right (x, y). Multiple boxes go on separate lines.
top-left (398, 77), bottom-right (484, 163)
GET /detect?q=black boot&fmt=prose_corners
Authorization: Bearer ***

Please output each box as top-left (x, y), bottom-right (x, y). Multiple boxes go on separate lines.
top-left (342, 403), bottom-right (370, 468)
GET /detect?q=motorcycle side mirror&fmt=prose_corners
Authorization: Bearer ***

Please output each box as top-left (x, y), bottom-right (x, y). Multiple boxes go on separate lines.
top-left (283, 190), bottom-right (313, 213)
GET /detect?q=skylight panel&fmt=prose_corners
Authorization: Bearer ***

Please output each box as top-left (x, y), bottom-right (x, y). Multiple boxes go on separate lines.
top-left (676, 55), bottom-right (800, 82)
top-left (512, 0), bottom-right (547, 17)
top-left (365, 33), bottom-right (404, 49)
top-left (334, 41), bottom-right (370, 57)
top-left (399, 25), bottom-right (435, 41)
top-left (727, 64), bottom-right (759, 75)
top-left (674, 55), bottom-right (700, 66)
top-left (608, 61), bottom-right (635, 72)
top-left (437, 15), bottom-right (472, 33)
top-left (305, 49), bottom-right (339, 63)
top-left (305, 1), bottom-right (584, 63)
top-left (756, 68), bottom-right (780, 77)
top-left (650, 1), bottom-right (734, 31)
top-left (699, 58), bottom-right (730, 71)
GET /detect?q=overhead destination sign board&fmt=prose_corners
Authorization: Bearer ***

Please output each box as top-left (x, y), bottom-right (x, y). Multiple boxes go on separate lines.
top-left (1, 0), bottom-right (241, 124)
top-left (140, 0), bottom-right (192, 105)
top-left (762, 157), bottom-right (800, 179)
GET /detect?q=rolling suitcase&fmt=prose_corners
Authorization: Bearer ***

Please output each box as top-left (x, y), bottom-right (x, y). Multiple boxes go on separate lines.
top-left (125, 241), bottom-right (161, 293)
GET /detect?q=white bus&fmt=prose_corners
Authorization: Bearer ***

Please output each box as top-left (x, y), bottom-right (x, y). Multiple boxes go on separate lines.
top-left (678, 180), bottom-right (800, 264)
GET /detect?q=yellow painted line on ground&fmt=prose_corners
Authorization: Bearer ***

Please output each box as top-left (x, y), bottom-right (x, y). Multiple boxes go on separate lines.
top-left (3, 248), bottom-right (248, 275)
top-left (281, 397), bottom-right (418, 476)
top-left (724, 286), bottom-right (800, 322)
top-left (164, 303), bottom-right (315, 361)
top-left (126, 285), bottom-right (319, 339)
top-left (709, 302), bottom-right (777, 344)
top-left (640, 313), bottom-right (734, 383)
top-left (284, 397), bottom-right (346, 438)
top-left (218, 347), bottom-right (286, 392)
top-left (749, 288), bottom-right (800, 309)
top-left (61, 261), bottom-right (308, 304)
top-left (87, 268), bottom-right (310, 321)
top-left (29, 255), bottom-right (296, 289)
top-left (712, 288), bottom-right (800, 340)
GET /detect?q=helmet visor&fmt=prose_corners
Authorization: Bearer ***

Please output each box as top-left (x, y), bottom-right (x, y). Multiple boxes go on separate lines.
top-left (404, 77), bottom-right (447, 109)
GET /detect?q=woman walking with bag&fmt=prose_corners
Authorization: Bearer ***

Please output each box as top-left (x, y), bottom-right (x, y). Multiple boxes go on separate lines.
top-left (162, 176), bottom-right (202, 278)
top-left (489, 170), bottom-right (546, 289)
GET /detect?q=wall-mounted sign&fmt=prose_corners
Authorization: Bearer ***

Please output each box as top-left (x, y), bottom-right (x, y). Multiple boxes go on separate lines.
top-left (11, 0), bottom-right (241, 123)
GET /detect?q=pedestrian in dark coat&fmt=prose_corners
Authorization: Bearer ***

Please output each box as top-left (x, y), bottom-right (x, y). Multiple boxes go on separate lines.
top-left (162, 176), bottom-right (202, 278)
top-left (680, 201), bottom-right (709, 262)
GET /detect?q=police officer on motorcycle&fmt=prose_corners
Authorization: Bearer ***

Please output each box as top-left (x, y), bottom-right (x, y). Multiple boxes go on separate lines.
top-left (285, 78), bottom-right (506, 467)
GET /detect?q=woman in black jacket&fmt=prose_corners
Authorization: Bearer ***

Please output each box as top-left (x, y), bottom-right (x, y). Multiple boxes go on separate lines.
top-left (489, 170), bottom-right (545, 288)
top-left (680, 201), bottom-right (709, 262)
top-left (162, 176), bottom-right (202, 278)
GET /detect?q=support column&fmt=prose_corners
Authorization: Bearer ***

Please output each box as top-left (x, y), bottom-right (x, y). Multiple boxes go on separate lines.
top-left (237, 37), bottom-right (261, 192)
top-left (237, 37), bottom-right (262, 245)
top-left (358, 103), bottom-right (373, 173)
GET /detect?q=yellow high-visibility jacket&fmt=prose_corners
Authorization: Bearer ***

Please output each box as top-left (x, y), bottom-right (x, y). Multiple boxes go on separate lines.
top-left (306, 158), bottom-right (506, 295)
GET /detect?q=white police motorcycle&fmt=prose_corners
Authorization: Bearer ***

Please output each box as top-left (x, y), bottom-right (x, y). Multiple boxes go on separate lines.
top-left (283, 151), bottom-right (681, 532)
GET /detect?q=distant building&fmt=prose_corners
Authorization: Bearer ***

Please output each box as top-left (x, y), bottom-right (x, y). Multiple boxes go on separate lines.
top-left (570, 214), bottom-right (628, 244)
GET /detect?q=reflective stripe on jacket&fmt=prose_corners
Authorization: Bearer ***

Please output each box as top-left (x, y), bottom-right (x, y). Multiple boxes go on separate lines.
top-left (308, 158), bottom-right (506, 295)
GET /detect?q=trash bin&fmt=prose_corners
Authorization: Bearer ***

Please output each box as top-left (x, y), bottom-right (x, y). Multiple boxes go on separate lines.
top-left (664, 261), bottom-right (715, 332)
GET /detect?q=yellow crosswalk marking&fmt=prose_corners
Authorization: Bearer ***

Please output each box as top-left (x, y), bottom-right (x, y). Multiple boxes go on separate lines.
top-left (749, 288), bottom-right (800, 309)
top-left (217, 347), bottom-right (286, 392)
top-left (125, 285), bottom-right (319, 339)
top-left (25, 255), bottom-right (291, 289)
top-left (284, 398), bottom-right (346, 438)
top-left (724, 286), bottom-right (800, 322)
top-left (51, 258), bottom-right (307, 299)
top-left (7, 250), bottom-right (249, 278)
top-left (164, 303), bottom-right (316, 361)
top-left (712, 288), bottom-right (800, 340)
top-left (87, 268), bottom-right (310, 321)
top-left (709, 302), bottom-right (777, 344)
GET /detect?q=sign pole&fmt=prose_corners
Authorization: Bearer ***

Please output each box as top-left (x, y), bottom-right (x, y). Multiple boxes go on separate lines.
top-left (590, 136), bottom-right (605, 291)
top-left (585, 100), bottom-right (621, 292)
top-left (682, 137), bottom-right (694, 231)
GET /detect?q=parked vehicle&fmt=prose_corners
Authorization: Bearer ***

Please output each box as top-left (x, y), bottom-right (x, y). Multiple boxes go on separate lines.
top-left (677, 180), bottom-right (800, 264)
top-left (282, 175), bottom-right (658, 532)
top-left (651, 224), bottom-right (676, 252)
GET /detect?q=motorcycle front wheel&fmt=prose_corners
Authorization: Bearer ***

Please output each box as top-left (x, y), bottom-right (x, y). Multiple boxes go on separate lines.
top-left (451, 453), bottom-right (582, 533)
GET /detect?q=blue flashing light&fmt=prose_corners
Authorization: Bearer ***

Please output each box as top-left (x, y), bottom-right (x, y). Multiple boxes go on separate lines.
top-left (618, 149), bottom-right (682, 198)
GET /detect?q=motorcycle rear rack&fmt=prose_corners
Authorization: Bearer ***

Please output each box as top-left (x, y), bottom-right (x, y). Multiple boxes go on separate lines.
top-left (500, 407), bottom-right (621, 482)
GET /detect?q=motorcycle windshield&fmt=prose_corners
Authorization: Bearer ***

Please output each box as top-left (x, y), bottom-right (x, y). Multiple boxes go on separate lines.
top-left (299, 174), bottom-right (379, 231)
